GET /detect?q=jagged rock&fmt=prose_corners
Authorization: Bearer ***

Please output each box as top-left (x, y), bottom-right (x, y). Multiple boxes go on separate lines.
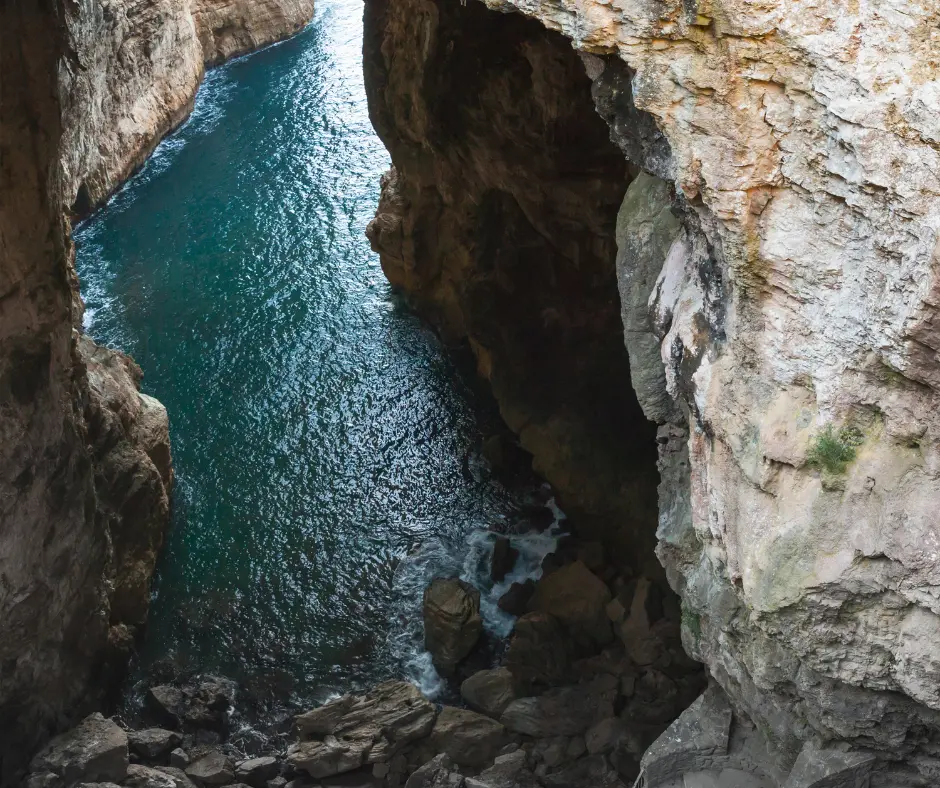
top-left (148, 687), bottom-right (186, 728)
top-left (289, 681), bottom-right (436, 779)
top-left (130, 729), bottom-right (185, 761)
top-left (527, 561), bottom-right (612, 646)
top-left (171, 750), bottom-right (191, 769)
top-left (505, 613), bottom-right (572, 687)
top-left (491, 537), bottom-right (518, 582)
top-left (473, 750), bottom-right (539, 788)
top-left (151, 767), bottom-right (199, 788)
top-left (460, 668), bottom-right (517, 719)
top-left (184, 676), bottom-right (236, 730)
top-left (500, 679), bottom-right (616, 737)
top-left (639, 686), bottom-right (733, 785)
top-left (429, 707), bottom-right (507, 768)
top-left (185, 750), bottom-right (234, 785)
top-left (782, 744), bottom-right (875, 788)
top-left (266, 779), bottom-right (287, 788)
top-left (29, 713), bottom-right (129, 786)
top-left (532, 738), bottom-right (570, 768)
top-left (497, 580), bottom-right (536, 616)
top-left (234, 757), bottom-right (279, 788)
top-left (403, 755), bottom-right (463, 788)
top-left (423, 579), bottom-right (483, 676)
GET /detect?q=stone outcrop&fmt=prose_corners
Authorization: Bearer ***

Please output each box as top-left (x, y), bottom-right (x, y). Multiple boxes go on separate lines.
top-left (422, 578), bottom-right (483, 676)
top-left (364, 0), bottom-right (940, 781)
top-left (60, 0), bottom-right (316, 215)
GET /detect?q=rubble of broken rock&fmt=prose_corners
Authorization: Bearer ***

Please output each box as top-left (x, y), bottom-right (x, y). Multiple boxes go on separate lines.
top-left (22, 540), bottom-right (709, 788)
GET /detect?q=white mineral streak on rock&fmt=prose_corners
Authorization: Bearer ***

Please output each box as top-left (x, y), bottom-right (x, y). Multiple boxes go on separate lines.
top-left (488, 0), bottom-right (940, 767)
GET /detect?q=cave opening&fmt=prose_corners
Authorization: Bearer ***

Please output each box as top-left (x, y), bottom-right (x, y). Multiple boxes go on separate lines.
top-left (363, 0), bottom-right (704, 774)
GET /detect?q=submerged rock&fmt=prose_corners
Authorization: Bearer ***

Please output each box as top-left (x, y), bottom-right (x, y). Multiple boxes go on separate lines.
top-left (490, 537), bottom-right (518, 582)
top-left (422, 578), bottom-right (483, 676)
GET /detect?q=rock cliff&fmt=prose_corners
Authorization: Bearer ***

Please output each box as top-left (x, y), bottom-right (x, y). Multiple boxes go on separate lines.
top-left (60, 0), bottom-right (316, 215)
top-left (364, 0), bottom-right (940, 782)
top-left (1, 0), bottom-right (313, 780)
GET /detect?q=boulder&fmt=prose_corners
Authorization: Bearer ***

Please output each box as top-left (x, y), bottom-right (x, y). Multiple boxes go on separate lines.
top-left (124, 764), bottom-right (188, 788)
top-left (497, 580), bottom-right (535, 616)
top-left (130, 729), bottom-right (184, 761)
top-left (460, 668), bottom-right (516, 718)
top-left (505, 613), bottom-right (571, 687)
top-left (29, 713), bottom-right (129, 785)
top-left (500, 680), bottom-right (617, 737)
top-left (184, 676), bottom-right (236, 730)
top-left (585, 719), bottom-right (628, 755)
top-left (170, 750), bottom-right (191, 768)
top-left (152, 767), bottom-right (199, 788)
top-left (423, 578), bottom-right (482, 676)
top-left (148, 686), bottom-right (185, 727)
top-left (185, 750), bottom-right (234, 785)
top-left (429, 707), bottom-right (507, 768)
top-left (289, 681), bottom-right (436, 779)
top-left (527, 561), bottom-right (612, 645)
top-left (540, 754), bottom-right (626, 787)
top-left (234, 756), bottom-right (279, 788)
top-left (473, 750), bottom-right (539, 788)
top-left (403, 755), bottom-right (464, 788)
top-left (490, 537), bottom-right (518, 582)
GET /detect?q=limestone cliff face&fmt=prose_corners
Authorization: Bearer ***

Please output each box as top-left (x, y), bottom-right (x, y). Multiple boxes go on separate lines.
top-left (366, 0), bottom-right (940, 781)
top-left (60, 0), bottom-right (315, 214)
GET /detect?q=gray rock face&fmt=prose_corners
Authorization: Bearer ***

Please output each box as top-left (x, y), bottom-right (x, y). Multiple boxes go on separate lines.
top-left (29, 714), bottom-right (129, 786)
top-left (422, 578), bottom-right (483, 676)
top-left (429, 707), bottom-right (507, 768)
top-left (403, 755), bottom-right (463, 788)
top-left (460, 668), bottom-right (517, 719)
top-left (129, 729), bottom-right (184, 761)
top-left (288, 681), bottom-right (436, 779)
top-left (125, 764), bottom-right (188, 788)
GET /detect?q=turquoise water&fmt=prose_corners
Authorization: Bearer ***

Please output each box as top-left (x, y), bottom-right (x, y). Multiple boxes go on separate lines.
top-left (75, 0), bottom-right (558, 721)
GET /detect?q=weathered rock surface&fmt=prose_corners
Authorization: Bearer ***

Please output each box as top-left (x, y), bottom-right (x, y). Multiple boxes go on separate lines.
top-left (129, 729), bottom-right (185, 761)
top-left (526, 560), bottom-right (612, 646)
top-left (428, 707), bottom-right (507, 769)
top-left (288, 681), bottom-right (436, 778)
top-left (422, 578), bottom-right (483, 676)
top-left (28, 713), bottom-right (129, 786)
top-left (500, 680), bottom-right (617, 738)
top-left (459, 668), bottom-right (517, 719)
top-left (185, 751), bottom-right (235, 786)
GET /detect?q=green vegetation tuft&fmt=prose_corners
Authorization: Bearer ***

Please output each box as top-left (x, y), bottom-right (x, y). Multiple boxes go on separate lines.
top-left (807, 424), bottom-right (863, 475)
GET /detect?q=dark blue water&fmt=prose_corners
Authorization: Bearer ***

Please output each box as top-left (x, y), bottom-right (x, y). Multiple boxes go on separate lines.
top-left (75, 0), bottom-right (559, 720)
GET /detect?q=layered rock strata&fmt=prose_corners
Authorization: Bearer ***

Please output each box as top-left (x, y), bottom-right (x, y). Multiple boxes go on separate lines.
top-left (364, 0), bottom-right (940, 782)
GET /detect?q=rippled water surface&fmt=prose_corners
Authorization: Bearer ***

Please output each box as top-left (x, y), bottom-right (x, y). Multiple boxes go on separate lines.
top-left (76, 0), bottom-right (556, 719)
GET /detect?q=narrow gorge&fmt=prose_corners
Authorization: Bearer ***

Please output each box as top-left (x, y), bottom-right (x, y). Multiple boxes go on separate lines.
top-left (2, 0), bottom-right (940, 786)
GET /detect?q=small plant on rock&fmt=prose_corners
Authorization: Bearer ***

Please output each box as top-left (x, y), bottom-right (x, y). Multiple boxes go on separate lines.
top-left (807, 423), bottom-right (863, 474)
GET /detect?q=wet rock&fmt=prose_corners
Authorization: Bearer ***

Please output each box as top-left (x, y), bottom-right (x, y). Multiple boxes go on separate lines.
top-left (423, 578), bottom-right (483, 676)
top-left (289, 681), bottom-right (436, 779)
top-left (490, 537), bottom-right (518, 582)
top-left (460, 668), bottom-right (516, 719)
top-left (29, 713), bottom-right (129, 786)
top-left (500, 680), bottom-right (616, 737)
top-left (497, 580), bottom-right (535, 616)
top-left (171, 750), bottom-right (191, 769)
top-left (403, 755), bottom-right (463, 788)
top-left (527, 561), bottom-right (612, 646)
top-left (184, 676), bottom-right (236, 730)
top-left (505, 613), bottom-right (571, 687)
top-left (148, 686), bottom-right (186, 728)
top-left (185, 750), bottom-right (234, 785)
top-left (234, 756), bottom-right (279, 788)
top-left (130, 729), bottom-right (184, 761)
top-left (429, 707), bottom-right (507, 768)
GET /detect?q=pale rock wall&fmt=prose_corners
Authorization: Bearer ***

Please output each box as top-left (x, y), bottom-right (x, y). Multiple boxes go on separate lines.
top-left (60, 0), bottom-right (315, 212)
top-left (479, 0), bottom-right (940, 780)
